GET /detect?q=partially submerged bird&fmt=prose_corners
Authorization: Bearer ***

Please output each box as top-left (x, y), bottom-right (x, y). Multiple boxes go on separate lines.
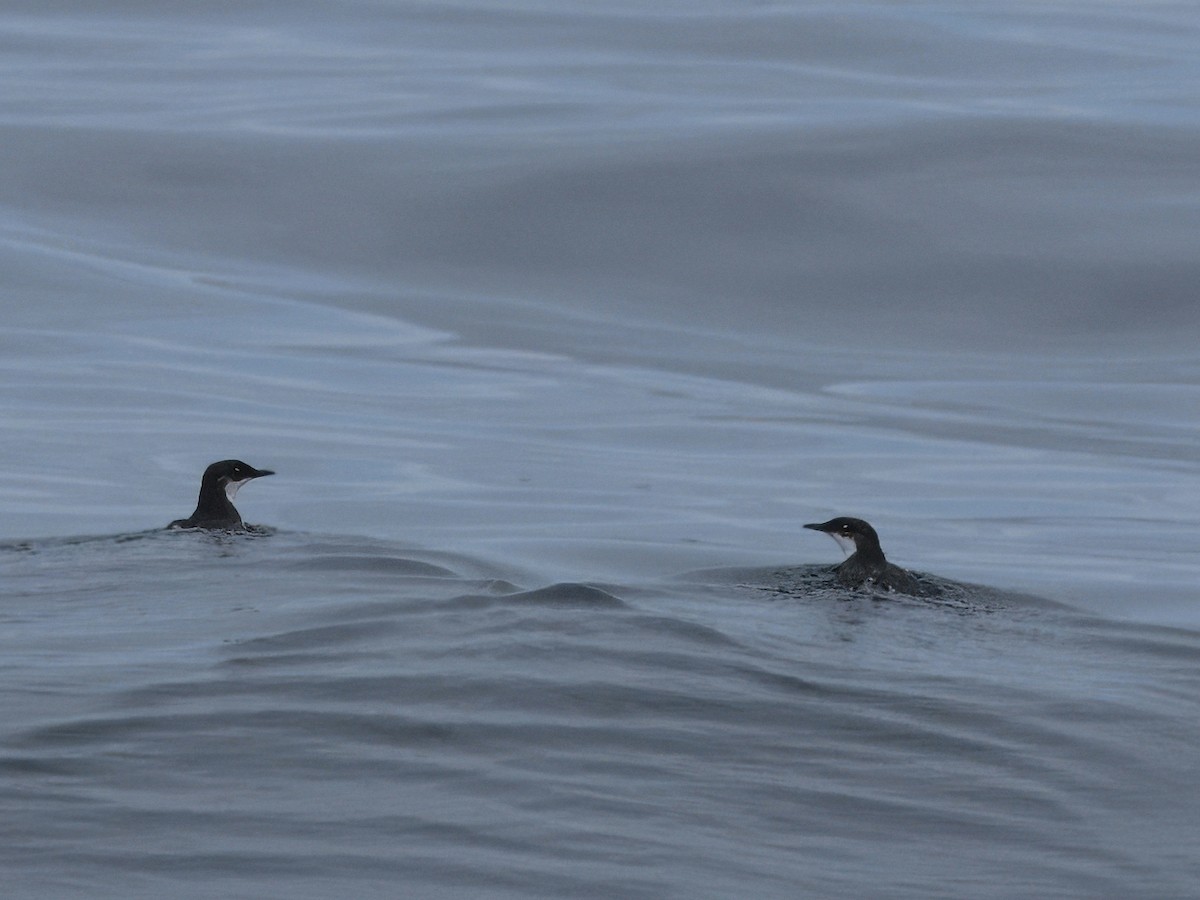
top-left (168, 460), bottom-right (274, 531)
top-left (803, 516), bottom-right (923, 595)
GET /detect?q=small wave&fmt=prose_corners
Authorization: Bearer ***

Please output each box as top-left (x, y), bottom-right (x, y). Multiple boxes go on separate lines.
top-left (449, 582), bottom-right (629, 610)
top-left (287, 554), bottom-right (460, 578)
top-left (225, 620), bottom-right (402, 654)
top-left (624, 614), bottom-right (742, 649)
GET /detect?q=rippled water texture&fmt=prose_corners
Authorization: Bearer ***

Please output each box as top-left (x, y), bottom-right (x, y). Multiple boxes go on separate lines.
top-left (2, 2), bottom-right (1198, 898)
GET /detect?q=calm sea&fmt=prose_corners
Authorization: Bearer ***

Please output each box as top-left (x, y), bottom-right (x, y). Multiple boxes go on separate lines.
top-left (2, 2), bottom-right (1198, 897)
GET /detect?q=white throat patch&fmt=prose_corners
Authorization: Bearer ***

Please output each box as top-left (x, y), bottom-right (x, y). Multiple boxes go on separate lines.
top-left (826, 532), bottom-right (857, 557)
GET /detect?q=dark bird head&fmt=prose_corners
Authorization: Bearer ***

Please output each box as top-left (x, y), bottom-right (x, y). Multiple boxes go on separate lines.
top-left (202, 459), bottom-right (274, 502)
top-left (803, 517), bottom-right (884, 559)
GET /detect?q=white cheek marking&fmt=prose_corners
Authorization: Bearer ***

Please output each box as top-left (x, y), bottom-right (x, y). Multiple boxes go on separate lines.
top-left (828, 533), bottom-right (857, 556)
top-left (224, 479), bottom-right (244, 501)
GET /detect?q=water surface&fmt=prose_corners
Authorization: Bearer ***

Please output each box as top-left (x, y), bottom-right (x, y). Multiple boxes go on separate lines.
top-left (2, 2), bottom-right (1198, 897)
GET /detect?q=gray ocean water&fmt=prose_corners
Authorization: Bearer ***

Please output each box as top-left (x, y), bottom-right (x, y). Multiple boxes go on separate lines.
top-left (3, 2), bottom-right (1199, 897)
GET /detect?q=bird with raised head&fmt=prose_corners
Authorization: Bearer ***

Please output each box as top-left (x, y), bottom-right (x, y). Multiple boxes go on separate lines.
top-left (168, 460), bottom-right (274, 531)
top-left (803, 516), bottom-right (923, 595)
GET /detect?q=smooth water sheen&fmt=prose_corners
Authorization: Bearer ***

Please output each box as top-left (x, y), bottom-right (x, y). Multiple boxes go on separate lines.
top-left (2, 2), bottom-right (1199, 898)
